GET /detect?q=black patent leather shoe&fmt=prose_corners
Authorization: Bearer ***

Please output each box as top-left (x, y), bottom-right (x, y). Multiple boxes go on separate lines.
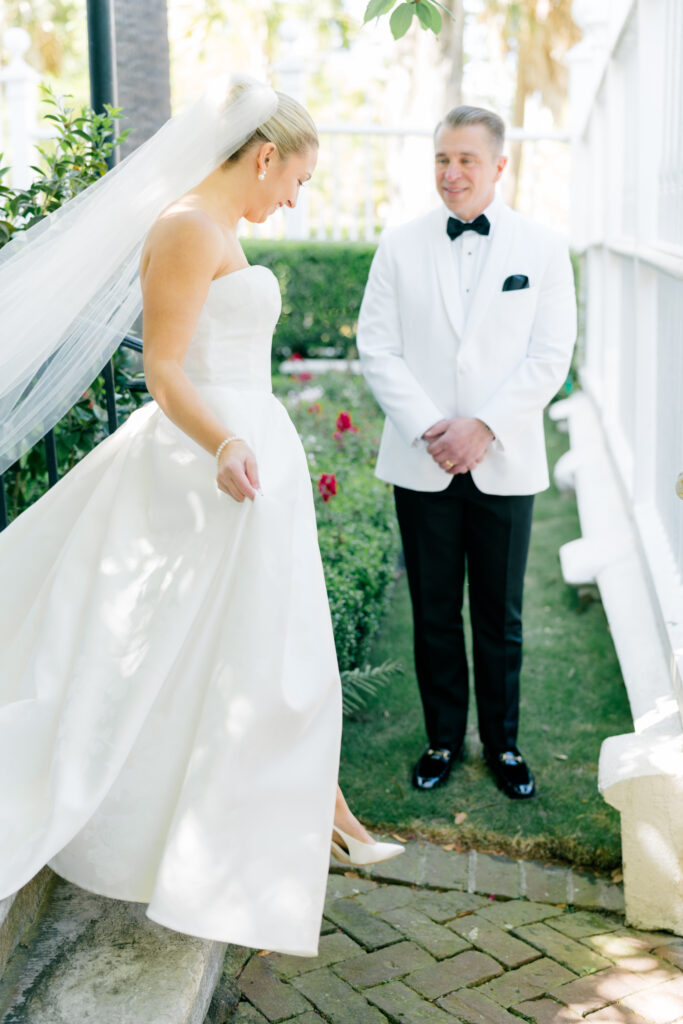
top-left (412, 745), bottom-right (463, 791)
top-left (483, 746), bottom-right (536, 799)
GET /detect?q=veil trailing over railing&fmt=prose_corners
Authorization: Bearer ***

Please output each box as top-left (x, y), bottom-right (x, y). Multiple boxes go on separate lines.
top-left (0, 75), bottom-right (278, 474)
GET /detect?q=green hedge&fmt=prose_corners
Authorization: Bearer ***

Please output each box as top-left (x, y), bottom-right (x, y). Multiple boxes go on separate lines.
top-left (274, 369), bottom-right (400, 673)
top-left (245, 240), bottom-right (580, 396)
top-left (243, 240), bottom-right (376, 362)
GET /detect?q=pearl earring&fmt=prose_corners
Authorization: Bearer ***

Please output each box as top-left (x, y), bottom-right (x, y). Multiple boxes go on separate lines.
top-left (258, 172), bottom-right (266, 181)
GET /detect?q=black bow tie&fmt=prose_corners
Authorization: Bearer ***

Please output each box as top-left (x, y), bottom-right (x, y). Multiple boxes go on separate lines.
top-left (446, 214), bottom-right (490, 240)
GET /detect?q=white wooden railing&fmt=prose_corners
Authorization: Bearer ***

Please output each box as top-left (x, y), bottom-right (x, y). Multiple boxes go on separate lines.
top-left (565, 0), bottom-right (683, 934)
top-left (246, 124), bottom-right (570, 243)
top-left (569, 0), bottom-right (683, 709)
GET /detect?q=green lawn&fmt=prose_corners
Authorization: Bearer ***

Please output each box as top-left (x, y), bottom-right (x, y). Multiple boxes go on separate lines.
top-left (338, 415), bottom-right (632, 872)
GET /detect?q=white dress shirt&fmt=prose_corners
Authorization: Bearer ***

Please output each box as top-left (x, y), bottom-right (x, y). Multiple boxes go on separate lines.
top-left (443, 194), bottom-right (501, 325)
top-left (413, 194), bottom-right (501, 443)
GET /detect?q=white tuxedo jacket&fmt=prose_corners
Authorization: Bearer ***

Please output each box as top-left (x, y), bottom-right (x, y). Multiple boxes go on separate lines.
top-left (357, 203), bottom-right (577, 495)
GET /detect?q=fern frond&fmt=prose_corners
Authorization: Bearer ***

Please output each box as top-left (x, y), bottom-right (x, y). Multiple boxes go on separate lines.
top-left (340, 659), bottom-right (402, 715)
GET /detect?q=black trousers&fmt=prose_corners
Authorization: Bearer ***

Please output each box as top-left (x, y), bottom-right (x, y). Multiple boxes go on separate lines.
top-left (394, 473), bottom-right (534, 753)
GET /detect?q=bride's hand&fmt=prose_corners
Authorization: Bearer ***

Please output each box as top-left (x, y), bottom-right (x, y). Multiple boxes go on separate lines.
top-left (216, 441), bottom-right (261, 502)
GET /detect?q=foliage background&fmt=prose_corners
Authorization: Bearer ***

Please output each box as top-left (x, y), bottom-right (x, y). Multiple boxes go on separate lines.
top-left (0, 0), bottom-right (580, 234)
top-left (243, 240), bottom-right (375, 361)
top-left (280, 369), bottom-right (400, 673)
top-left (0, 87), bottom-right (126, 245)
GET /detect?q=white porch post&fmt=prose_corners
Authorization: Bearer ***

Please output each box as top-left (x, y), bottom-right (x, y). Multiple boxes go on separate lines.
top-left (273, 20), bottom-right (310, 241)
top-left (0, 28), bottom-right (41, 188)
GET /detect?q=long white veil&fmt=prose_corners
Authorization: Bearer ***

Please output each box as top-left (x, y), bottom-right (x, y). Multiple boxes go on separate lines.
top-left (0, 76), bottom-right (278, 474)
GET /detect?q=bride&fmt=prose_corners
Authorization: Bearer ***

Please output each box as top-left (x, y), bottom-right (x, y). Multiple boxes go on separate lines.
top-left (0, 77), bottom-right (401, 958)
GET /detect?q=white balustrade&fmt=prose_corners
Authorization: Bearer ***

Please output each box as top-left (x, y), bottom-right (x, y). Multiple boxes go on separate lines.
top-left (240, 123), bottom-right (570, 244)
top-left (660, 0), bottom-right (683, 249)
top-left (568, 0), bottom-right (683, 934)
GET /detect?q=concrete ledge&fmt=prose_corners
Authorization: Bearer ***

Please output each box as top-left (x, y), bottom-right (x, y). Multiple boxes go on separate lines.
top-left (280, 357), bottom-right (362, 376)
top-left (0, 868), bottom-right (54, 978)
top-left (0, 877), bottom-right (226, 1024)
top-left (600, 733), bottom-right (683, 934)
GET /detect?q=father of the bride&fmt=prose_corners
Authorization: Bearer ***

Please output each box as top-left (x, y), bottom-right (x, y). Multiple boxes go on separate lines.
top-left (357, 105), bottom-right (576, 799)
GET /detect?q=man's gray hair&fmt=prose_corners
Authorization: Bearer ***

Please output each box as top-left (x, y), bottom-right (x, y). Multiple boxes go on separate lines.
top-left (435, 105), bottom-right (505, 154)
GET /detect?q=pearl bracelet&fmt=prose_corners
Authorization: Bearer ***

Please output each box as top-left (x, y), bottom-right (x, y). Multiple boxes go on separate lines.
top-left (215, 436), bottom-right (246, 464)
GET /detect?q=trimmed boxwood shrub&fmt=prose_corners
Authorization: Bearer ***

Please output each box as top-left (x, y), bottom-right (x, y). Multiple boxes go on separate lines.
top-left (276, 369), bottom-right (400, 675)
top-left (242, 239), bottom-right (376, 363)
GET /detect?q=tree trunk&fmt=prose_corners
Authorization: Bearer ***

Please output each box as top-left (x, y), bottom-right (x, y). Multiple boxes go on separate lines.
top-left (113, 0), bottom-right (171, 158)
top-left (504, 33), bottom-right (529, 208)
top-left (438, 0), bottom-right (465, 109)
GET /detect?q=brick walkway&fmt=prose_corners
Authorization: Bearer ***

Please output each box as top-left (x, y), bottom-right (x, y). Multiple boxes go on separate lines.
top-left (214, 840), bottom-right (683, 1024)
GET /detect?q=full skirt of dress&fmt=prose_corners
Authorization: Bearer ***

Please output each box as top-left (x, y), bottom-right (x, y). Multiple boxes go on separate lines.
top-left (0, 387), bottom-right (342, 956)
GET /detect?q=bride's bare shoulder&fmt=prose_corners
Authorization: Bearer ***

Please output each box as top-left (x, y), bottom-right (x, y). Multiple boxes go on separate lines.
top-left (141, 204), bottom-right (223, 281)
top-left (146, 203), bottom-right (223, 250)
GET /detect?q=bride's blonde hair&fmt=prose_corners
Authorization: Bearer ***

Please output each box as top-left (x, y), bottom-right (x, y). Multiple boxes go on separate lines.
top-left (225, 90), bottom-right (318, 163)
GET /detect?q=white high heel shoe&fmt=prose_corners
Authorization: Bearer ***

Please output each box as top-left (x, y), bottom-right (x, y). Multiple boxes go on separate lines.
top-left (331, 826), bottom-right (405, 866)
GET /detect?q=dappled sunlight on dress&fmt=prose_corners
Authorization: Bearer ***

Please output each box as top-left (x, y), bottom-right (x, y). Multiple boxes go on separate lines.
top-left (0, 265), bottom-right (342, 956)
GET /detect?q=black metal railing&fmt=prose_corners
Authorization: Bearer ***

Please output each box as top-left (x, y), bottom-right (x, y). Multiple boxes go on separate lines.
top-left (0, 335), bottom-right (146, 532)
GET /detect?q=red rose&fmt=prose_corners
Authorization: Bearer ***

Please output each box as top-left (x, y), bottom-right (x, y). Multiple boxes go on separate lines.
top-left (307, 402), bottom-right (322, 414)
top-left (335, 410), bottom-right (358, 434)
top-left (318, 473), bottom-right (337, 502)
top-left (333, 411), bottom-right (358, 440)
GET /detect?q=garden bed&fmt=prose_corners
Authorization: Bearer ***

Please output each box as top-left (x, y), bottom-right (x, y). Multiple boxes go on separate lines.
top-left (274, 368), bottom-right (400, 679)
top-left (337, 415), bottom-right (633, 873)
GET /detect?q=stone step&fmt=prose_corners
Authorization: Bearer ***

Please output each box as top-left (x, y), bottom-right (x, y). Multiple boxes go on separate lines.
top-left (0, 869), bottom-right (54, 978)
top-left (0, 875), bottom-right (226, 1024)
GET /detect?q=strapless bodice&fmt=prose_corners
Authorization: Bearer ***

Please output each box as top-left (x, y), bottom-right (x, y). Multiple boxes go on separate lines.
top-left (183, 264), bottom-right (281, 391)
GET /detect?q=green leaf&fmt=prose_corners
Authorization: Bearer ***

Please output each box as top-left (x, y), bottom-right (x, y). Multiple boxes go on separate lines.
top-left (341, 659), bottom-right (402, 714)
top-left (431, 1), bottom-right (443, 31)
top-left (420, 0), bottom-right (442, 32)
top-left (390, 2), bottom-right (414, 38)
top-left (363, 0), bottom-right (397, 20)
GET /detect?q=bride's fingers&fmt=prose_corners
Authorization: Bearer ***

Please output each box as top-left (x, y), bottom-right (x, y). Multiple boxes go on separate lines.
top-left (227, 480), bottom-right (245, 502)
top-left (219, 473), bottom-right (244, 502)
top-left (244, 453), bottom-right (261, 494)
top-left (217, 475), bottom-right (238, 499)
top-left (217, 458), bottom-right (256, 502)
top-left (234, 466), bottom-right (256, 501)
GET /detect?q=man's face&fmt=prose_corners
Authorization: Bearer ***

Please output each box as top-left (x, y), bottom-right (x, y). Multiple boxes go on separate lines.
top-left (434, 123), bottom-right (507, 221)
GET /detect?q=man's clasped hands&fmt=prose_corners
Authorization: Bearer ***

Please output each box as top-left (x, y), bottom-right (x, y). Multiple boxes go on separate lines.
top-left (423, 417), bottom-right (495, 475)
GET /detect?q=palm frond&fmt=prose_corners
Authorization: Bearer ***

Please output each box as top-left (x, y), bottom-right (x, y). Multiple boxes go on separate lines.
top-left (341, 659), bottom-right (402, 715)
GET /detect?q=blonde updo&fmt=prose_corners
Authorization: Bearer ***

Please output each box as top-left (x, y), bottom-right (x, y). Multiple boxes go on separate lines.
top-left (225, 90), bottom-right (318, 165)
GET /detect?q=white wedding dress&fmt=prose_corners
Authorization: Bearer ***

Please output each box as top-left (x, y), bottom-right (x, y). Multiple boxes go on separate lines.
top-left (0, 265), bottom-right (342, 957)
